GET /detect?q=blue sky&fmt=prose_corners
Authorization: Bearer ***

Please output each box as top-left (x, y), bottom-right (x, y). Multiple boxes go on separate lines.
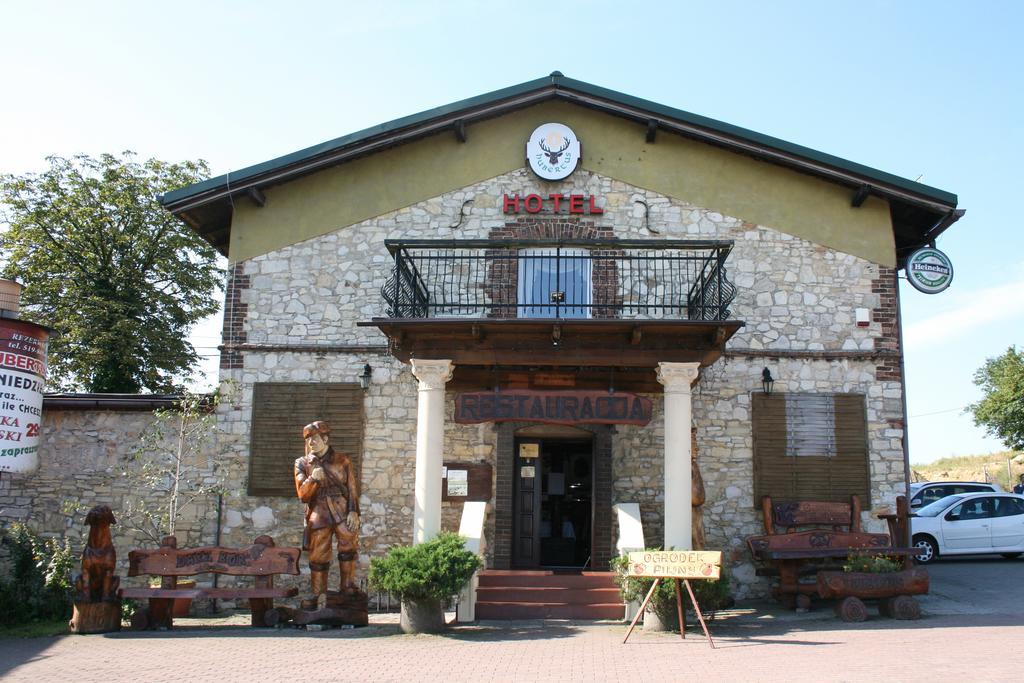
top-left (2, 1), bottom-right (1021, 462)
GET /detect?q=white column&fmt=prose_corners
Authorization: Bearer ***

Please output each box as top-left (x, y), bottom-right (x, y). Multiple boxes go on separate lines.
top-left (410, 358), bottom-right (454, 544)
top-left (656, 362), bottom-right (701, 551)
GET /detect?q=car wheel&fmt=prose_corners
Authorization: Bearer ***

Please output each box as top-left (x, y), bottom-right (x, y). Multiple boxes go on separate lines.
top-left (1001, 553), bottom-right (1022, 560)
top-left (913, 535), bottom-right (938, 564)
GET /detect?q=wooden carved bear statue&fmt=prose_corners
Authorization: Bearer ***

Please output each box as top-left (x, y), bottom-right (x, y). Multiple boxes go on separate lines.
top-left (70, 505), bottom-right (122, 633)
top-left (75, 505), bottom-right (120, 602)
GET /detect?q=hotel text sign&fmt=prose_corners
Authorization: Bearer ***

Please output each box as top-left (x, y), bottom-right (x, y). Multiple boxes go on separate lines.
top-left (503, 193), bottom-right (604, 215)
top-left (454, 390), bottom-right (652, 426)
top-left (627, 550), bottom-right (722, 579)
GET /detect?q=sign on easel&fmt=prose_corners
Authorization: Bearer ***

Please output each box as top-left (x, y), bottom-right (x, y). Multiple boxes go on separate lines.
top-left (622, 550), bottom-right (722, 648)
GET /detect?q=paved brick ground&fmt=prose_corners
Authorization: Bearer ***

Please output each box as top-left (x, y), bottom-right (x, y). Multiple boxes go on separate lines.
top-left (1, 605), bottom-right (1018, 682)
top-left (3, 561), bottom-right (1021, 682)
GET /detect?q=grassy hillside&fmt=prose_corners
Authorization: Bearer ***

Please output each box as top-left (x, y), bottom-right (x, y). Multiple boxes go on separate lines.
top-left (912, 451), bottom-right (1024, 490)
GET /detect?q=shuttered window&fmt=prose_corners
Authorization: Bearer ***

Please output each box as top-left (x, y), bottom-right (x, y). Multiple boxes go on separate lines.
top-left (751, 393), bottom-right (870, 505)
top-left (247, 383), bottom-right (364, 496)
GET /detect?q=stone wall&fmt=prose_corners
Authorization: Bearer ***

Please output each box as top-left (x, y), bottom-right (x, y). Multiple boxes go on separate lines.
top-left (0, 406), bottom-right (215, 579)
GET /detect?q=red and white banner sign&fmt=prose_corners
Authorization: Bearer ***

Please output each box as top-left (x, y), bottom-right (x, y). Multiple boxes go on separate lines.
top-left (0, 319), bottom-right (49, 473)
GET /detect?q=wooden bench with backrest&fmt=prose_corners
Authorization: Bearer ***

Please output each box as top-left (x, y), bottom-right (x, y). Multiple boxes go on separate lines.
top-left (119, 534), bottom-right (301, 629)
top-left (746, 495), bottom-right (914, 608)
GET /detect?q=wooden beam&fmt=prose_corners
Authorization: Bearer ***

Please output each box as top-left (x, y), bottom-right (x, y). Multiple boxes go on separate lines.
top-left (454, 120), bottom-right (467, 143)
top-left (646, 119), bottom-right (658, 143)
top-left (851, 184), bottom-right (870, 208)
top-left (204, 226), bottom-right (231, 244)
top-left (391, 347), bottom-right (709, 367)
top-left (365, 318), bottom-right (745, 367)
top-left (247, 187), bottom-right (266, 208)
top-left (448, 366), bottom-right (662, 393)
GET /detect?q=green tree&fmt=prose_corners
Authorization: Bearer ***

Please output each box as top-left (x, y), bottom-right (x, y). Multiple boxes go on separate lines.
top-left (118, 387), bottom-right (230, 546)
top-left (968, 346), bottom-right (1024, 451)
top-left (0, 152), bottom-right (221, 392)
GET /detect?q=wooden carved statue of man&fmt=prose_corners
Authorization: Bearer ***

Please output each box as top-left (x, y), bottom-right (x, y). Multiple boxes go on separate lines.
top-left (294, 420), bottom-right (361, 609)
top-left (691, 427), bottom-right (706, 551)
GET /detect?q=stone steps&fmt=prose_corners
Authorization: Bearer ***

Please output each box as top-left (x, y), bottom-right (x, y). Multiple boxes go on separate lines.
top-left (475, 570), bottom-right (624, 620)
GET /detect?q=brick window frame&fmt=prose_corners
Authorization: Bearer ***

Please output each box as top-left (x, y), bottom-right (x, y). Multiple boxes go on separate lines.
top-left (484, 217), bottom-right (622, 319)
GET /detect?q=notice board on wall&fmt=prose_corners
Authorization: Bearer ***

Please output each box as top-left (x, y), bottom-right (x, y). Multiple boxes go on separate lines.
top-left (441, 461), bottom-right (492, 502)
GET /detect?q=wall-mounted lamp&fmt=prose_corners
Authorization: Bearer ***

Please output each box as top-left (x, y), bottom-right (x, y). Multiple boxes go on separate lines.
top-left (359, 363), bottom-right (373, 390)
top-left (761, 367), bottom-right (775, 395)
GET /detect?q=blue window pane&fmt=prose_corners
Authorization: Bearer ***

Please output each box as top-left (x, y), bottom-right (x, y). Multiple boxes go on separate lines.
top-left (517, 251), bottom-right (592, 318)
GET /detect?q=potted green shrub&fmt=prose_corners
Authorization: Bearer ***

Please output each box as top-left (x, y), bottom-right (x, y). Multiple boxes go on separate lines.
top-left (611, 549), bottom-right (733, 632)
top-left (369, 532), bottom-right (481, 634)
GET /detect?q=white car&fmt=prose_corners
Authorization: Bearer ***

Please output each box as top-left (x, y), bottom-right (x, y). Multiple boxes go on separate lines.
top-left (911, 492), bottom-right (1024, 564)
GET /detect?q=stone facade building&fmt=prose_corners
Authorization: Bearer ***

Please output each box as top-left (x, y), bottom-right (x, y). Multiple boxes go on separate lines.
top-left (5, 74), bottom-right (962, 603)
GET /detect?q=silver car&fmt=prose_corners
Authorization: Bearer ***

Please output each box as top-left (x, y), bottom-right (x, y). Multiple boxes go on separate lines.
top-left (909, 481), bottom-right (1002, 509)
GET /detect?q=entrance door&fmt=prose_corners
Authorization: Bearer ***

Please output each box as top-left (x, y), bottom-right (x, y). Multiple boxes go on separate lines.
top-left (512, 436), bottom-right (593, 568)
top-left (512, 439), bottom-right (542, 567)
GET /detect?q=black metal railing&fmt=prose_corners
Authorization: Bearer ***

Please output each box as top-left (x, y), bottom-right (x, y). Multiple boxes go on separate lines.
top-left (381, 239), bottom-right (736, 321)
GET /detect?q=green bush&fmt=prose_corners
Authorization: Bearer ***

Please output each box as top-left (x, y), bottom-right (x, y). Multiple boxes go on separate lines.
top-left (369, 532), bottom-right (482, 602)
top-left (611, 549), bottom-right (732, 632)
top-left (0, 523), bottom-right (75, 625)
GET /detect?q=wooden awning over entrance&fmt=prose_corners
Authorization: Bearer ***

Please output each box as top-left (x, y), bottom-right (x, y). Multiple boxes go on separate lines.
top-left (358, 318), bottom-right (744, 392)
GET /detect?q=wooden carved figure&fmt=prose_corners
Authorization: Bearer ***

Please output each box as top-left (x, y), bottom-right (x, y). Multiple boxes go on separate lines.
top-left (70, 504), bottom-right (122, 633)
top-left (294, 420), bottom-right (361, 610)
top-left (691, 429), bottom-right (706, 551)
top-left (75, 505), bottom-right (120, 602)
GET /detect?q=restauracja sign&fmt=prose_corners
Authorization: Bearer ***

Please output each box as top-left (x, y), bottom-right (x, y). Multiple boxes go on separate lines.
top-left (454, 390), bottom-right (652, 426)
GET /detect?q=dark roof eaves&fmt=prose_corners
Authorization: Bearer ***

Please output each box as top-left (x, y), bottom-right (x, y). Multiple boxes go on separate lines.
top-left (557, 76), bottom-right (957, 207)
top-left (43, 393), bottom-right (186, 411)
top-left (160, 76), bottom-right (558, 207)
top-left (160, 73), bottom-right (957, 211)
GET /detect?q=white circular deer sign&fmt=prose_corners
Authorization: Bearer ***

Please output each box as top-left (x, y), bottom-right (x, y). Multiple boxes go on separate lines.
top-left (526, 123), bottom-right (581, 180)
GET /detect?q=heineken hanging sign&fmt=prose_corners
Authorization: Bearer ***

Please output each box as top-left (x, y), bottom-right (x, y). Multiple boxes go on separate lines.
top-left (906, 247), bottom-right (953, 294)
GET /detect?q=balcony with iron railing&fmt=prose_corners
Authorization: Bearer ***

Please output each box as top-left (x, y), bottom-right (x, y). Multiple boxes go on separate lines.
top-left (381, 239), bottom-right (736, 321)
top-left (361, 239), bottom-right (745, 389)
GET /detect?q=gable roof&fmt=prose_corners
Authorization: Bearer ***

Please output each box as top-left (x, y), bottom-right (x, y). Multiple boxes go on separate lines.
top-left (161, 72), bottom-right (961, 265)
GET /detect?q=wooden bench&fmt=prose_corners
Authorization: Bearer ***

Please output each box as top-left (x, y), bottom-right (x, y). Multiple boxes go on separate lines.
top-left (119, 534), bottom-right (300, 629)
top-left (746, 495), bottom-right (913, 610)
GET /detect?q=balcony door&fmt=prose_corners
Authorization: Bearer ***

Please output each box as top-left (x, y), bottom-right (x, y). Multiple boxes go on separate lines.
top-left (517, 249), bottom-right (591, 318)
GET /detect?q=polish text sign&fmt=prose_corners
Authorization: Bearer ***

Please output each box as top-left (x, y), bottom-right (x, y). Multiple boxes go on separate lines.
top-left (454, 390), bottom-right (653, 426)
top-left (0, 318), bottom-right (49, 473)
top-left (626, 550), bottom-right (722, 579)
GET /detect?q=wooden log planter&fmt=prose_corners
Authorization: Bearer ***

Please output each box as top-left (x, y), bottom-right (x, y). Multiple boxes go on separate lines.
top-left (816, 567), bottom-right (929, 622)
